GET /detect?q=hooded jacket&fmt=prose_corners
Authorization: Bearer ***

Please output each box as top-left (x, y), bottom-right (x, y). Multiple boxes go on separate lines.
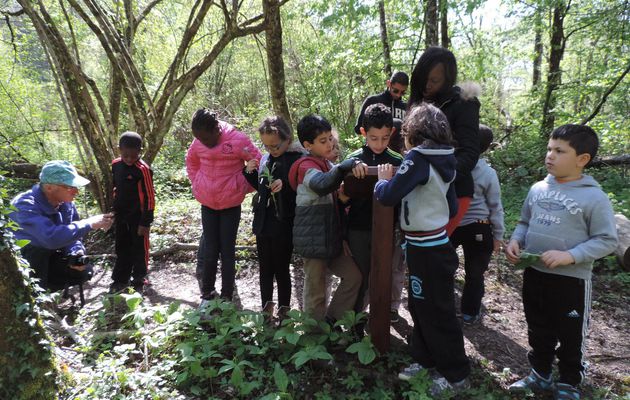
top-left (10, 184), bottom-right (90, 255)
top-left (511, 174), bottom-right (618, 280)
top-left (288, 157), bottom-right (357, 259)
top-left (460, 158), bottom-right (505, 239)
top-left (429, 84), bottom-right (481, 198)
top-left (186, 121), bottom-right (262, 210)
top-left (375, 145), bottom-right (458, 247)
top-left (244, 142), bottom-right (306, 236)
top-left (354, 90), bottom-right (407, 135)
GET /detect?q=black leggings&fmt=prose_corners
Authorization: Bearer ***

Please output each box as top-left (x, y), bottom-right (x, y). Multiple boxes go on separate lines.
top-left (196, 205), bottom-right (241, 300)
top-left (256, 231), bottom-right (293, 308)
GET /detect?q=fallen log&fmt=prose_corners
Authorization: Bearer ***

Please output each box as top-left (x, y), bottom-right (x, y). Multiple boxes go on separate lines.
top-left (588, 154), bottom-right (630, 168)
top-left (89, 243), bottom-right (256, 259)
top-left (614, 214), bottom-right (630, 271)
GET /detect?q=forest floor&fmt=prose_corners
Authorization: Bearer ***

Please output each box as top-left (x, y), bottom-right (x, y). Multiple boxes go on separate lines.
top-left (64, 197), bottom-right (629, 399)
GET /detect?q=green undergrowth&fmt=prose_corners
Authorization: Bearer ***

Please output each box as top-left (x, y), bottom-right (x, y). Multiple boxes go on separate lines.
top-left (60, 292), bottom-right (532, 400)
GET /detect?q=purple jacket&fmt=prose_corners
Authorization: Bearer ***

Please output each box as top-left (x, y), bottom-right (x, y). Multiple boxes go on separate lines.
top-left (10, 184), bottom-right (91, 254)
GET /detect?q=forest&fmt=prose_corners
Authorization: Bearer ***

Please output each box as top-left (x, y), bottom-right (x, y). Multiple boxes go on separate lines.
top-left (0, 0), bottom-right (628, 399)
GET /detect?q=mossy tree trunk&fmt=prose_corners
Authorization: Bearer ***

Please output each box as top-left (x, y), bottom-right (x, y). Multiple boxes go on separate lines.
top-left (0, 248), bottom-right (58, 399)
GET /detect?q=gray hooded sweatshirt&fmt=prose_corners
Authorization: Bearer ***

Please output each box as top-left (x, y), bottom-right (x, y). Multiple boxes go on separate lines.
top-left (511, 174), bottom-right (618, 280)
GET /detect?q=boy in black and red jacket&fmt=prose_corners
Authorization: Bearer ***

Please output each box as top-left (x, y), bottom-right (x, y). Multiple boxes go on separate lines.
top-left (110, 131), bottom-right (155, 293)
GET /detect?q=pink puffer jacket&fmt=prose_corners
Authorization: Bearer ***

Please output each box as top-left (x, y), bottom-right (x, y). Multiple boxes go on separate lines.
top-left (186, 121), bottom-right (262, 210)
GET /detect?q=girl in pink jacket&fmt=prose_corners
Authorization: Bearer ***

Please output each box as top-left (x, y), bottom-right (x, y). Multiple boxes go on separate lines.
top-left (186, 109), bottom-right (262, 306)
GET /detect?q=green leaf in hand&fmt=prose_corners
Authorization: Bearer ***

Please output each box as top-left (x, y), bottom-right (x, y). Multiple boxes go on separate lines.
top-left (515, 252), bottom-right (541, 269)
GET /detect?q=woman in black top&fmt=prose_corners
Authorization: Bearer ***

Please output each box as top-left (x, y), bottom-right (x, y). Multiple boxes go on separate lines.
top-left (408, 46), bottom-right (481, 235)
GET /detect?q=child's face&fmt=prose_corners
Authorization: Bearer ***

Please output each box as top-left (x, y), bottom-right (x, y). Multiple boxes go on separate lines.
top-left (423, 63), bottom-right (446, 99)
top-left (194, 126), bottom-right (220, 148)
top-left (304, 131), bottom-right (334, 160)
top-left (260, 132), bottom-right (289, 158)
top-left (327, 137), bottom-right (340, 162)
top-left (545, 138), bottom-right (590, 182)
top-left (362, 126), bottom-right (392, 155)
top-left (119, 146), bottom-right (141, 166)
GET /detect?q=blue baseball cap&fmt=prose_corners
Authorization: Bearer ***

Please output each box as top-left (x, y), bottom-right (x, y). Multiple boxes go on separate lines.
top-left (39, 160), bottom-right (90, 188)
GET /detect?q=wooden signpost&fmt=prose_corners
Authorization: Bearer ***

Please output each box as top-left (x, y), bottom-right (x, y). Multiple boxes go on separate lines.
top-left (344, 166), bottom-right (395, 354)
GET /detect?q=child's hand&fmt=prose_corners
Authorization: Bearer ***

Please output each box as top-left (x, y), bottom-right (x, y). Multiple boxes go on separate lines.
top-left (137, 225), bottom-right (150, 237)
top-left (493, 239), bottom-right (502, 254)
top-left (352, 162), bottom-right (368, 179)
top-left (270, 179), bottom-right (283, 193)
top-left (504, 239), bottom-right (521, 264)
top-left (342, 240), bottom-right (353, 257)
top-left (245, 158), bottom-right (259, 173)
top-left (338, 183), bottom-right (350, 203)
top-left (541, 250), bottom-right (574, 268)
top-left (377, 163), bottom-right (394, 180)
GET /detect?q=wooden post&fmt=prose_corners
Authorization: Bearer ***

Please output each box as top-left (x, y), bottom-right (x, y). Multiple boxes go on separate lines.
top-left (344, 166), bottom-right (395, 354)
top-left (369, 197), bottom-right (393, 353)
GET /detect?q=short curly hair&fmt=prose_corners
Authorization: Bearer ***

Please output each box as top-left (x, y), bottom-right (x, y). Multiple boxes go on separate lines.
top-left (402, 103), bottom-right (453, 148)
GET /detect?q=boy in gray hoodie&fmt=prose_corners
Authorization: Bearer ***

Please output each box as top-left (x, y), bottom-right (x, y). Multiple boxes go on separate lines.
top-left (451, 124), bottom-right (504, 324)
top-left (505, 124), bottom-right (618, 400)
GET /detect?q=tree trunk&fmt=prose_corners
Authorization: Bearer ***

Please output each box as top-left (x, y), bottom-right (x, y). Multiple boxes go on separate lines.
top-left (541, 3), bottom-right (567, 137)
top-left (378, 0), bottom-right (392, 77)
top-left (0, 248), bottom-right (58, 398)
top-left (13, 0), bottom-right (272, 212)
top-left (532, 11), bottom-right (543, 87)
top-left (425, 0), bottom-right (438, 47)
top-left (263, 0), bottom-right (292, 126)
top-left (439, 0), bottom-right (449, 48)
top-left (614, 214), bottom-right (630, 271)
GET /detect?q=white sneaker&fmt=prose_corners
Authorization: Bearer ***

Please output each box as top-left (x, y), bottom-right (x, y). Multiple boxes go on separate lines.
top-left (398, 363), bottom-right (426, 381)
top-left (430, 376), bottom-right (470, 396)
top-left (198, 299), bottom-right (214, 321)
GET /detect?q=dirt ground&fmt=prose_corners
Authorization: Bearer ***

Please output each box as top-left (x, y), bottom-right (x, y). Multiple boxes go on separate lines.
top-left (75, 200), bottom-right (629, 397)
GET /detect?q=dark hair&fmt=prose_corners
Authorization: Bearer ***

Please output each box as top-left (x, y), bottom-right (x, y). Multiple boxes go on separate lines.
top-left (408, 46), bottom-right (458, 106)
top-left (402, 103), bottom-right (453, 147)
top-left (478, 124), bottom-right (494, 153)
top-left (363, 103), bottom-right (393, 131)
top-left (390, 71), bottom-right (409, 86)
top-left (191, 108), bottom-right (219, 135)
top-left (119, 131), bottom-right (142, 149)
top-left (296, 114), bottom-right (332, 145)
top-left (393, 118), bottom-right (403, 134)
top-left (259, 116), bottom-right (293, 142)
top-left (550, 124), bottom-right (599, 163)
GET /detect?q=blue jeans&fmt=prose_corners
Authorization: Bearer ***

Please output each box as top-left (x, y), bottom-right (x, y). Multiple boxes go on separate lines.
top-left (196, 205), bottom-right (241, 300)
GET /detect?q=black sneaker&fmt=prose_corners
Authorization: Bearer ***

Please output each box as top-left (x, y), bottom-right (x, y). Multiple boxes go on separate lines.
top-left (109, 282), bottom-right (128, 294)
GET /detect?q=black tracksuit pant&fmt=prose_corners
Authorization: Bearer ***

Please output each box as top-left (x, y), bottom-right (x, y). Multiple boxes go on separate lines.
top-left (112, 216), bottom-right (149, 285)
top-left (406, 243), bottom-right (470, 383)
top-left (523, 267), bottom-right (590, 386)
top-left (256, 230), bottom-right (293, 308)
top-left (450, 222), bottom-right (494, 316)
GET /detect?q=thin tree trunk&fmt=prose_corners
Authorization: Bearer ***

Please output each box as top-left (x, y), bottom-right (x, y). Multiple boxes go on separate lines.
top-left (0, 248), bottom-right (58, 398)
top-left (263, 0), bottom-right (291, 125)
top-left (378, 0), bottom-right (392, 77)
top-left (439, 0), bottom-right (449, 48)
top-left (532, 11), bottom-right (543, 88)
top-left (425, 0), bottom-right (438, 47)
top-left (581, 62), bottom-right (630, 125)
top-left (541, 3), bottom-right (567, 137)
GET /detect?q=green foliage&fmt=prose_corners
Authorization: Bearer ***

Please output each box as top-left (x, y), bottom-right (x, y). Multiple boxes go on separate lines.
top-left (69, 294), bottom-right (394, 399)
